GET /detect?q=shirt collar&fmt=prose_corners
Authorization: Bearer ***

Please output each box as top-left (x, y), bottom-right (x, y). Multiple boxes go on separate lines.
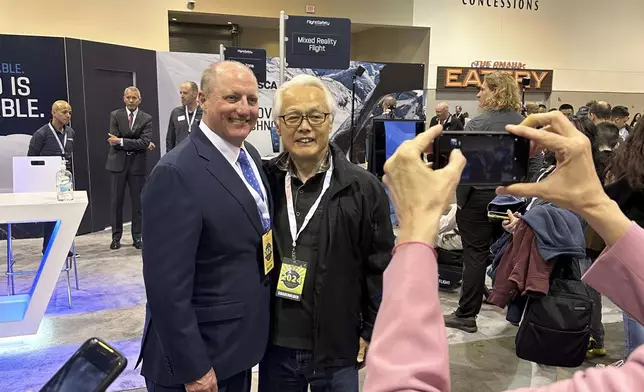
top-left (199, 121), bottom-right (241, 166)
top-left (276, 148), bottom-right (331, 177)
top-left (126, 108), bottom-right (139, 117)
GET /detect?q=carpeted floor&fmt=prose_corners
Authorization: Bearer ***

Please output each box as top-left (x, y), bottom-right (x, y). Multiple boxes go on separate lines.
top-left (0, 227), bottom-right (628, 392)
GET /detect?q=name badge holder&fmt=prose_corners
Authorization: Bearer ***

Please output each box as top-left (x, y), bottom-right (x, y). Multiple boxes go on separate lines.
top-left (48, 123), bottom-right (68, 156)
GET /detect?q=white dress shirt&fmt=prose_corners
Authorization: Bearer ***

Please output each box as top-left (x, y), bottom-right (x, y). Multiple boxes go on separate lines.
top-left (199, 121), bottom-right (270, 224)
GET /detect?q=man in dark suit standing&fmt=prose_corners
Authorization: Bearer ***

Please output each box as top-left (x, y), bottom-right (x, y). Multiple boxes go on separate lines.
top-left (166, 81), bottom-right (203, 152)
top-left (106, 86), bottom-right (152, 250)
top-left (429, 102), bottom-right (464, 130)
top-left (138, 61), bottom-right (272, 392)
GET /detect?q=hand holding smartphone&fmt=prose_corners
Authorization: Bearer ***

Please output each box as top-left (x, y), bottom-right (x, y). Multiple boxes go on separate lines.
top-left (40, 337), bottom-right (127, 392)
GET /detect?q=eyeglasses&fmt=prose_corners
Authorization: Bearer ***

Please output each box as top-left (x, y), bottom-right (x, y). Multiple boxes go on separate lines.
top-left (279, 112), bottom-right (330, 126)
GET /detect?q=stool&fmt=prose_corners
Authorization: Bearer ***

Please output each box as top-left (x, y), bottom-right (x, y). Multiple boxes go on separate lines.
top-left (4, 223), bottom-right (79, 308)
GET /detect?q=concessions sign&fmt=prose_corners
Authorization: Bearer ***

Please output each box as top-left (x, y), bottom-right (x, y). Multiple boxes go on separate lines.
top-left (436, 66), bottom-right (554, 92)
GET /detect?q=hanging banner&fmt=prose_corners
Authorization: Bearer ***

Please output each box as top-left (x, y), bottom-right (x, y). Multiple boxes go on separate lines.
top-left (0, 35), bottom-right (68, 136)
top-left (223, 47), bottom-right (267, 82)
top-left (436, 66), bottom-right (554, 92)
top-left (285, 15), bottom-right (351, 70)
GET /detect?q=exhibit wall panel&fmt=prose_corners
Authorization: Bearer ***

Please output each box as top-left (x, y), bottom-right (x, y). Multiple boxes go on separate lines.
top-left (413, 0), bottom-right (644, 94)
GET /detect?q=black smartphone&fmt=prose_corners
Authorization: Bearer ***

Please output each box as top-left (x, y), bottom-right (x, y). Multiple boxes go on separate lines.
top-left (432, 131), bottom-right (530, 186)
top-left (40, 337), bottom-right (127, 392)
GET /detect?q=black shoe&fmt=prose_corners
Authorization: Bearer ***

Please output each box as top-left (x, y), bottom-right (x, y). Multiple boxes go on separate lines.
top-left (444, 312), bottom-right (478, 333)
top-left (110, 240), bottom-right (121, 250)
top-left (133, 239), bottom-right (142, 250)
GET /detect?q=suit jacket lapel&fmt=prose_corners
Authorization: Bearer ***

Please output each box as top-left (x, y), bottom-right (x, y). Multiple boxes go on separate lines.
top-left (193, 129), bottom-right (263, 235)
top-left (120, 109), bottom-right (132, 137)
top-left (131, 111), bottom-right (144, 135)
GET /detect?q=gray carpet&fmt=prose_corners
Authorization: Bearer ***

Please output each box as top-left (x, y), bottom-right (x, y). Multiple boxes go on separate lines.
top-left (0, 227), bottom-right (628, 391)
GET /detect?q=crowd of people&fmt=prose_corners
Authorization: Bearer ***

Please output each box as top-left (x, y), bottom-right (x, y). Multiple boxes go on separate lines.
top-left (25, 60), bottom-right (644, 391)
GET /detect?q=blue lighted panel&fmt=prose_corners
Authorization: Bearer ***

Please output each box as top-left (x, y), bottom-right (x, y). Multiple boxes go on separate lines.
top-left (0, 220), bottom-right (60, 324)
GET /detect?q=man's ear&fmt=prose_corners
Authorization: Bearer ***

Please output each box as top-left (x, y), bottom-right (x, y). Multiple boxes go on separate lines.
top-left (198, 91), bottom-right (207, 110)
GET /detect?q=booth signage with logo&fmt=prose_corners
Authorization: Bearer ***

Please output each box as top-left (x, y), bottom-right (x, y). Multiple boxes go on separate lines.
top-left (285, 15), bottom-right (351, 69)
top-left (223, 47), bottom-right (267, 82)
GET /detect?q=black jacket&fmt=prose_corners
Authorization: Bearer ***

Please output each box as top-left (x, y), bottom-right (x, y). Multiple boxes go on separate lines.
top-left (105, 108), bottom-right (152, 175)
top-left (166, 105), bottom-right (203, 152)
top-left (429, 115), bottom-right (464, 131)
top-left (28, 123), bottom-right (75, 170)
top-left (264, 144), bottom-right (395, 369)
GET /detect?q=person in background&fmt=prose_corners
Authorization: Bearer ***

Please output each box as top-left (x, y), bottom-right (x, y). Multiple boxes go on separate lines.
top-left (363, 112), bottom-right (644, 392)
top-left (594, 122), bottom-right (620, 181)
top-left (366, 95), bottom-right (398, 164)
top-left (525, 102), bottom-right (540, 115)
top-left (166, 81), bottom-right (203, 152)
top-left (260, 74), bottom-right (394, 392)
top-left (105, 86), bottom-right (152, 251)
top-left (558, 103), bottom-right (575, 117)
top-left (611, 105), bottom-right (631, 141)
top-left (444, 71), bottom-right (524, 333)
top-left (138, 61), bottom-right (270, 392)
top-left (28, 100), bottom-right (75, 256)
top-left (454, 105), bottom-right (466, 124)
top-left (630, 113), bottom-right (641, 129)
top-left (548, 108), bottom-right (559, 112)
top-left (605, 118), bottom-right (644, 366)
top-left (430, 102), bottom-right (464, 130)
top-left (538, 104), bottom-right (548, 114)
top-left (589, 101), bottom-right (612, 125)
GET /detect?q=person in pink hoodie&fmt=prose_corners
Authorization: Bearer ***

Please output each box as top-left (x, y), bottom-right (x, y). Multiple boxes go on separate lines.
top-left (364, 111), bottom-right (644, 392)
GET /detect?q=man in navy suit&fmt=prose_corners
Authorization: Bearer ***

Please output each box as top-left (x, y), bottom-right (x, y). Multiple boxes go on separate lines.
top-left (138, 61), bottom-right (272, 392)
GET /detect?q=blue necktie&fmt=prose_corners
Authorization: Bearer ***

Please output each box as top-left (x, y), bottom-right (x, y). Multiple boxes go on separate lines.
top-left (238, 149), bottom-right (270, 232)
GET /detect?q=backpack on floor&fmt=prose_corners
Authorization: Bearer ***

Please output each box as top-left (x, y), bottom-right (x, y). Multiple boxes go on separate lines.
top-left (436, 248), bottom-right (463, 291)
top-left (515, 258), bottom-right (594, 368)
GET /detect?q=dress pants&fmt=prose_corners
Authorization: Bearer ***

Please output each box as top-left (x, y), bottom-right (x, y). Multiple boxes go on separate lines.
top-left (111, 154), bottom-right (144, 242)
top-left (145, 369), bottom-right (251, 392)
top-left (259, 344), bottom-right (359, 392)
top-left (455, 189), bottom-right (496, 318)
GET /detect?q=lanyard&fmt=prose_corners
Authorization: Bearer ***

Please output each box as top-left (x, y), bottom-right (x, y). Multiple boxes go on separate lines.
top-left (285, 156), bottom-right (333, 259)
top-left (185, 106), bottom-right (197, 131)
top-left (48, 123), bottom-right (67, 155)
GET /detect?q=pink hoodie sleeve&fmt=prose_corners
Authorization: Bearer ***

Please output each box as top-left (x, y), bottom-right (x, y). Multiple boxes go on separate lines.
top-left (364, 243), bottom-right (450, 392)
top-left (364, 223), bottom-right (644, 392)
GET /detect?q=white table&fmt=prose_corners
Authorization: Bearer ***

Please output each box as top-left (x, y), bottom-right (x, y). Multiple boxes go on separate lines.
top-left (0, 191), bottom-right (87, 338)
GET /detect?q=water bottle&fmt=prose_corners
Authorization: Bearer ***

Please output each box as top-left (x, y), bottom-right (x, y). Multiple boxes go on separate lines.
top-left (56, 159), bottom-right (74, 201)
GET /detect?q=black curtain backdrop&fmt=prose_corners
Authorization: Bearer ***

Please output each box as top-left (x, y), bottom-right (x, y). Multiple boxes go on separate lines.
top-left (70, 40), bottom-right (160, 235)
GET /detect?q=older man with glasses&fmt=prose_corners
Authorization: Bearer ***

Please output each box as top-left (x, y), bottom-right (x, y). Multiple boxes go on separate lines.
top-left (259, 74), bottom-right (395, 392)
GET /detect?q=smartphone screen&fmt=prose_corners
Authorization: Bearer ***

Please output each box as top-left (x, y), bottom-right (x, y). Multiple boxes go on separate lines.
top-left (370, 119), bottom-right (425, 178)
top-left (433, 132), bottom-right (529, 185)
top-left (41, 338), bottom-right (126, 392)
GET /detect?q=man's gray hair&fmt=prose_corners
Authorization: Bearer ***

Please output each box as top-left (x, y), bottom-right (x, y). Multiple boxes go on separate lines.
top-left (273, 75), bottom-right (336, 122)
top-left (124, 86), bottom-right (141, 98)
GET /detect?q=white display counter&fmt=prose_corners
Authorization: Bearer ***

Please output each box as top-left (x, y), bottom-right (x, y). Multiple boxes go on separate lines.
top-left (0, 191), bottom-right (87, 338)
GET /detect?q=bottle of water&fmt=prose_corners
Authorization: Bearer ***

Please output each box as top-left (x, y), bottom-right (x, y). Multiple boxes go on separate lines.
top-left (56, 159), bottom-right (74, 201)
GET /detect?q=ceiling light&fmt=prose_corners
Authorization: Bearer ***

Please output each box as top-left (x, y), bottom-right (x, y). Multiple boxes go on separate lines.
top-left (172, 18), bottom-right (177, 21)
top-left (228, 22), bottom-right (232, 24)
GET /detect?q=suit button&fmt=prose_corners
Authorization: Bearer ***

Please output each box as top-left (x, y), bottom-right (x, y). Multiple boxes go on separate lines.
top-left (296, 212), bottom-right (301, 217)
